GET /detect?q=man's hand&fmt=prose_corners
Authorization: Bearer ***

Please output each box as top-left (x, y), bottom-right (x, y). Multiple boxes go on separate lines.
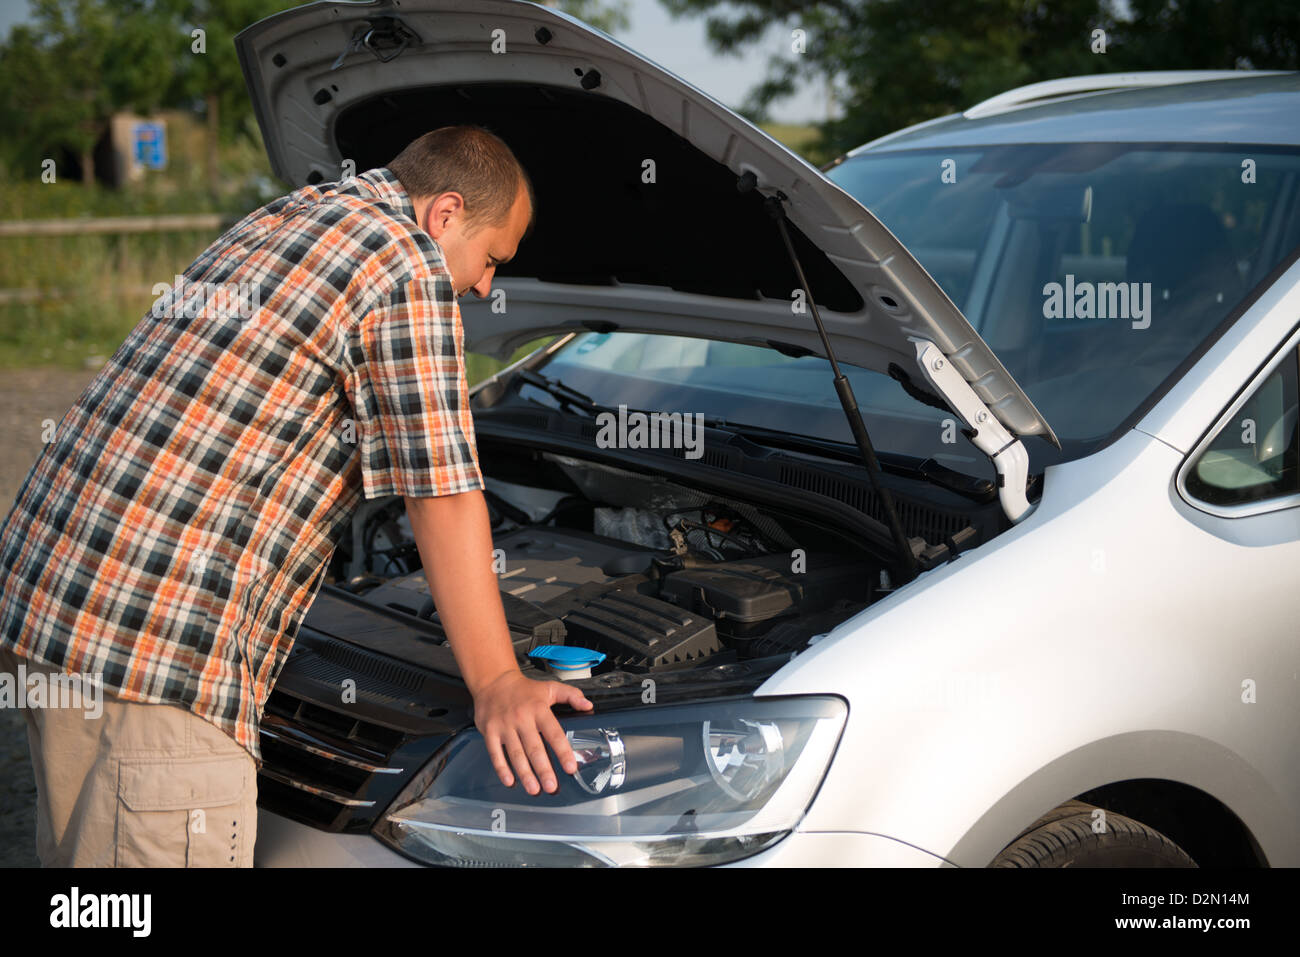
top-left (403, 490), bottom-right (593, 793)
top-left (472, 669), bottom-right (593, 794)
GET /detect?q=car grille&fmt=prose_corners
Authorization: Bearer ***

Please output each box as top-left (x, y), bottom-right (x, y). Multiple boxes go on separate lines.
top-left (255, 622), bottom-right (467, 833)
top-left (256, 687), bottom-right (410, 831)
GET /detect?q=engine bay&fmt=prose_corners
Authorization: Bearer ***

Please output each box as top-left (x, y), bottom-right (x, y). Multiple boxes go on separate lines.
top-left (320, 450), bottom-right (881, 680)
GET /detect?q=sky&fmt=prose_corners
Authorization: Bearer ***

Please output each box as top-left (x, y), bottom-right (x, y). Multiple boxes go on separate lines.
top-left (0, 0), bottom-right (826, 124)
top-left (606, 0), bottom-right (828, 123)
top-left (0, 0), bottom-right (25, 36)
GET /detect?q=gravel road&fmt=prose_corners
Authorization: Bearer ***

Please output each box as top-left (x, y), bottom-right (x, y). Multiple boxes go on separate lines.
top-left (0, 367), bottom-right (98, 868)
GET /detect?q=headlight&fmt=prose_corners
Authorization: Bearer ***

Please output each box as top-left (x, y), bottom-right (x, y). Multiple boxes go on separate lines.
top-left (567, 727), bottom-right (626, 795)
top-left (373, 695), bottom-right (846, 867)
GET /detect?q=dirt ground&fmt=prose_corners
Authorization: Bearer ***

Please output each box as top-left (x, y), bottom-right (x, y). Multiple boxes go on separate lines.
top-left (0, 366), bottom-right (98, 868)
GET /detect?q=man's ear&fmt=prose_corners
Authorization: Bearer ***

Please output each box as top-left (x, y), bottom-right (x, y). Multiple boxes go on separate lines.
top-left (422, 191), bottom-right (466, 240)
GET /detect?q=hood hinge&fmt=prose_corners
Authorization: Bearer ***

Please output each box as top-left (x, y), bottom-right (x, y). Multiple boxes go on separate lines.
top-left (910, 338), bottom-right (1037, 523)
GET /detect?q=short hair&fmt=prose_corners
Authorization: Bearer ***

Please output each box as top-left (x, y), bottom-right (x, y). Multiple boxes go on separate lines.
top-left (387, 125), bottom-right (535, 238)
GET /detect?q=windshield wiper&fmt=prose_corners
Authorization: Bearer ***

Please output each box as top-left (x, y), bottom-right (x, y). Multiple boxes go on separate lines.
top-left (514, 369), bottom-right (605, 416)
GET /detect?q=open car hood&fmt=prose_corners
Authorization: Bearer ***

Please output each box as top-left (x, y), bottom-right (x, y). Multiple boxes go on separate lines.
top-left (236, 0), bottom-right (1060, 517)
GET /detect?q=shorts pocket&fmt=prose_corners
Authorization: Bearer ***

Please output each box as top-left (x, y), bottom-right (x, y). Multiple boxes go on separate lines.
top-left (115, 754), bottom-right (253, 868)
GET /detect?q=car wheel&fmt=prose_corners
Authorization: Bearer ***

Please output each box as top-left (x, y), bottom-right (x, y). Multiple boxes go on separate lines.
top-left (990, 800), bottom-right (1197, 867)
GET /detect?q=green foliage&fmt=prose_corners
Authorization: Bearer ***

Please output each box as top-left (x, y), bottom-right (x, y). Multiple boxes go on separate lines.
top-left (157, 0), bottom-right (302, 141)
top-left (660, 0), bottom-right (1300, 160)
top-left (0, 0), bottom-right (635, 369)
top-left (0, 0), bottom-right (301, 179)
top-left (0, 0), bottom-right (635, 183)
top-left (0, 224), bottom-right (216, 369)
top-left (0, 113), bottom-right (280, 370)
top-left (0, 0), bottom-right (182, 174)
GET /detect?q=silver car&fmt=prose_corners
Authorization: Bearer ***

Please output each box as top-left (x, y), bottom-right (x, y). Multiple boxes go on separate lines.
top-left (240, 0), bottom-right (1300, 867)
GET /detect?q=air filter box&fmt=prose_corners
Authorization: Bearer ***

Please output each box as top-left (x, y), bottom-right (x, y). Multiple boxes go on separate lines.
top-left (658, 553), bottom-right (871, 639)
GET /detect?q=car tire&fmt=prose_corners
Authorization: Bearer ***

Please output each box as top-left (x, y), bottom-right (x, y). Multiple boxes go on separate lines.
top-left (990, 800), bottom-right (1197, 867)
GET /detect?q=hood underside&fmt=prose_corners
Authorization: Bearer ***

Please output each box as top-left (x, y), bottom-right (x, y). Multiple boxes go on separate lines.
top-left (236, 0), bottom-right (1058, 449)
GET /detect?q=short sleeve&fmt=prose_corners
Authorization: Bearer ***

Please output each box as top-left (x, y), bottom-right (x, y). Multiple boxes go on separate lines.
top-left (342, 272), bottom-right (484, 499)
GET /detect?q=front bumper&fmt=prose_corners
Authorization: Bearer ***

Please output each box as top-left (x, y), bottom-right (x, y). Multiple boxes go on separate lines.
top-left (253, 808), bottom-right (952, 867)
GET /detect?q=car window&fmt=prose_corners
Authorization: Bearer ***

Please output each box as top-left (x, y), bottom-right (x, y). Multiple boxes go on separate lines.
top-left (1184, 344), bottom-right (1300, 508)
top-left (827, 145), bottom-right (1300, 449)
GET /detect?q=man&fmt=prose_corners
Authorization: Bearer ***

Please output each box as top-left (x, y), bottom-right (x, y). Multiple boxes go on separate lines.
top-left (0, 125), bottom-right (591, 867)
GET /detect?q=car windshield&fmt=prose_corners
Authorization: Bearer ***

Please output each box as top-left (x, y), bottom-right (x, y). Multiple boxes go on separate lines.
top-left (535, 142), bottom-right (1300, 476)
top-left (534, 332), bottom-right (989, 471)
top-left (827, 144), bottom-right (1300, 447)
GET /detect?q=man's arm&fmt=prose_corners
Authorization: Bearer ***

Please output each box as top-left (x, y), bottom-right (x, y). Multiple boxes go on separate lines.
top-left (403, 490), bottom-right (592, 794)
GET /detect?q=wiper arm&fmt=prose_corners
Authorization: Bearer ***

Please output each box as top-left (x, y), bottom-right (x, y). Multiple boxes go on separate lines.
top-left (514, 369), bottom-right (604, 416)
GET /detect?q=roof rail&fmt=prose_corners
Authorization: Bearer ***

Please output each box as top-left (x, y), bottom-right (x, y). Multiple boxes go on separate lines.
top-left (963, 70), bottom-right (1290, 119)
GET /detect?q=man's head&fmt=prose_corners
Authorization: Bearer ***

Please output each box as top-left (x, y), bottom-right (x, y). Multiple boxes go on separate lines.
top-left (388, 126), bottom-right (535, 298)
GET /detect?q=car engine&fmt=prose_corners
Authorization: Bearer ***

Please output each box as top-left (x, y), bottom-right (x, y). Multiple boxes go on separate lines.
top-left (319, 452), bottom-right (878, 679)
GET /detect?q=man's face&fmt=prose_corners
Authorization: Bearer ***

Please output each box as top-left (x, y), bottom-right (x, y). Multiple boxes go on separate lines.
top-left (417, 185), bottom-right (531, 298)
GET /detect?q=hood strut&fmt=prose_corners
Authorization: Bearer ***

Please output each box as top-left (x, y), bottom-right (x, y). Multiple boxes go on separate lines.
top-left (745, 176), bottom-right (920, 584)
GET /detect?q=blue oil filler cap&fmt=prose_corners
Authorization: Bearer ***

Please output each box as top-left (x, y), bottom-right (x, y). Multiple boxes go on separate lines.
top-left (528, 645), bottom-right (606, 679)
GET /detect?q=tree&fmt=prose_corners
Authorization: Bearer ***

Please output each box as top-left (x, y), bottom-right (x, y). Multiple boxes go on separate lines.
top-left (1117, 0), bottom-right (1299, 69)
top-left (0, 0), bottom-right (181, 183)
top-left (0, 0), bottom-right (635, 186)
top-left (658, 0), bottom-right (1300, 162)
top-left (158, 1), bottom-right (300, 195)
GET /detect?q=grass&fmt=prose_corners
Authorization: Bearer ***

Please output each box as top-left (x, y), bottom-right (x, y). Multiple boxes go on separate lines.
top-left (0, 155), bottom-right (532, 377)
top-left (0, 111), bottom-right (284, 371)
top-left (0, 228), bottom-right (221, 368)
top-left (0, 236), bottom-right (544, 380)
top-left (0, 214), bottom-right (547, 379)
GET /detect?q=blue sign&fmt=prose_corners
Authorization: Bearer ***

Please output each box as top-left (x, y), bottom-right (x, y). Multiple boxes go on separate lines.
top-left (133, 122), bottom-right (167, 170)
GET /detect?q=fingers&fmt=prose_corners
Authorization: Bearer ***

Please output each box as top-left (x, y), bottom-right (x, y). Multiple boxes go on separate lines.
top-left (480, 678), bottom-right (598, 794)
top-left (502, 727), bottom-right (543, 796)
top-left (538, 707), bottom-right (580, 776)
top-left (484, 725), bottom-right (515, 789)
top-left (517, 721), bottom-right (559, 794)
top-left (556, 682), bottom-right (594, 711)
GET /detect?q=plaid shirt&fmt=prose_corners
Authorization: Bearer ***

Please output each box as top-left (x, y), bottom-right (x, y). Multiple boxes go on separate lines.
top-left (0, 167), bottom-right (483, 765)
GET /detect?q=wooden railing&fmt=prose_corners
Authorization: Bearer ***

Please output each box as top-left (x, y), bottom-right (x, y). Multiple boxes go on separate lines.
top-left (0, 214), bottom-right (236, 237)
top-left (0, 214), bottom-right (239, 304)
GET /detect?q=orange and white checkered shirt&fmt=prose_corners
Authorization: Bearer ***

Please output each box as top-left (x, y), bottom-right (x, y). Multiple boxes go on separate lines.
top-left (0, 167), bottom-right (483, 764)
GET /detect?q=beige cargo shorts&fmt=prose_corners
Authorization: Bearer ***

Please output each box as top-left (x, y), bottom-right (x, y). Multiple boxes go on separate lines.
top-left (0, 646), bottom-right (258, 867)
